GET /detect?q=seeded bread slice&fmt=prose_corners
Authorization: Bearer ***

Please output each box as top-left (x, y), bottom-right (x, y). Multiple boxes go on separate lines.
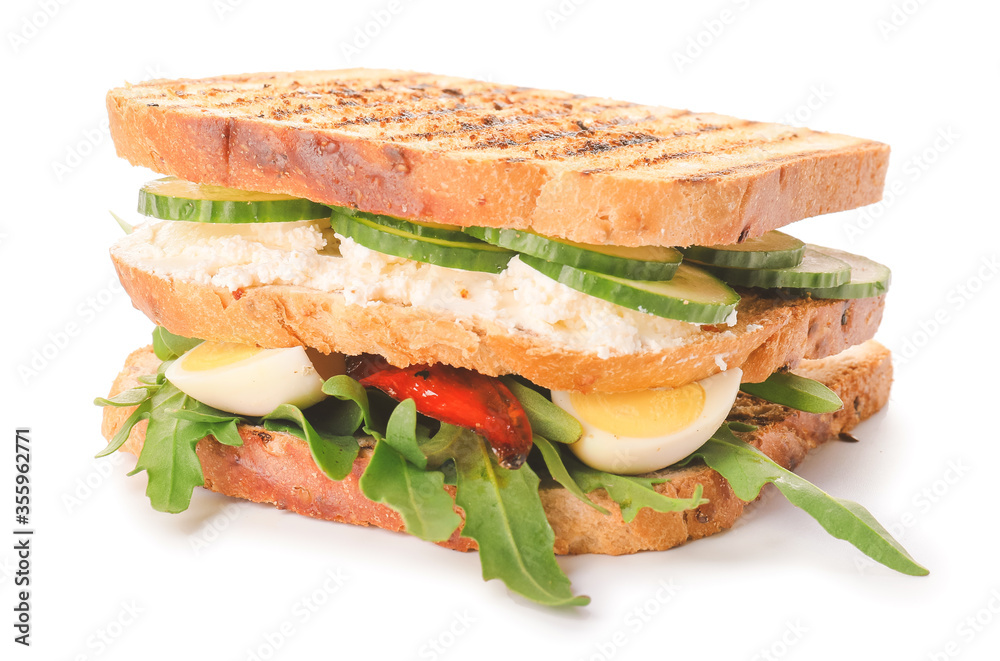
top-left (106, 69), bottom-right (888, 247)
top-left (100, 340), bottom-right (892, 555)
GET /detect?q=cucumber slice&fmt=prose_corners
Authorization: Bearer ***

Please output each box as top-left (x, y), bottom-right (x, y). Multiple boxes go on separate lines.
top-left (690, 246), bottom-right (851, 289)
top-left (798, 247), bottom-right (891, 299)
top-left (331, 211), bottom-right (515, 273)
top-left (680, 231), bottom-right (806, 269)
top-left (139, 176), bottom-right (330, 223)
top-left (519, 256), bottom-right (739, 324)
top-left (466, 226), bottom-right (682, 281)
top-left (340, 209), bottom-right (477, 242)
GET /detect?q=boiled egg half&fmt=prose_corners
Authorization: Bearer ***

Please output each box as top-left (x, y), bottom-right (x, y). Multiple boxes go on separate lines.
top-left (165, 341), bottom-right (345, 416)
top-left (552, 368), bottom-right (743, 475)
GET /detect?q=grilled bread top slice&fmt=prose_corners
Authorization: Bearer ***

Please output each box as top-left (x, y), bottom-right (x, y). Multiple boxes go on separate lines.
top-left (107, 69), bottom-right (889, 247)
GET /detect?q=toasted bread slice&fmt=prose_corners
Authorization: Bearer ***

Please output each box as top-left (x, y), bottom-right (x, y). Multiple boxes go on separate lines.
top-left (107, 69), bottom-right (888, 247)
top-left (101, 341), bottom-right (892, 555)
top-left (111, 248), bottom-right (884, 392)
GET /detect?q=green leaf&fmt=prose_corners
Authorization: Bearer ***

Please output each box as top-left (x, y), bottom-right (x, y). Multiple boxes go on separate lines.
top-left (152, 326), bottom-right (203, 361)
top-left (94, 384), bottom-right (159, 407)
top-left (420, 423), bottom-right (466, 470)
top-left (359, 442), bottom-right (461, 542)
top-left (692, 425), bottom-right (929, 576)
top-left (95, 398), bottom-right (153, 458)
top-left (262, 403), bottom-right (359, 481)
top-left (110, 210), bottom-right (133, 235)
top-left (128, 382), bottom-right (244, 513)
top-left (450, 432), bottom-right (589, 607)
top-left (502, 377), bottom-right (582, 444)
top-left (383, 399), bottom-right (428, 469)
top-left (322, 375), bottom-right (383, 436)
top-left (740, 372), bottom-right (843, 413)
top-left (726, 421), bottom-right (759, 433)
top-left (532, 436), bottom-right (607, 514)
top-left (168, 407), bottom-right (244, 424)
top-left (566, 453), bottom-right (707, 523)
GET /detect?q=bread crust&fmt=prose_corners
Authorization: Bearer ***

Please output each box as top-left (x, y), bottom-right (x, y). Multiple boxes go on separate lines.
top-left (106, 69), bottom-right (889, 247)
top-left (111, 250), bottom-right (885, 392)
top-left (101, 341), bottom-right (892, 555)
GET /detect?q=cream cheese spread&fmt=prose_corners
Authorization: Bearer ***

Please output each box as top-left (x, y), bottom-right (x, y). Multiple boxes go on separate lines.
top-left (114, 220), bottom-right (710, 358)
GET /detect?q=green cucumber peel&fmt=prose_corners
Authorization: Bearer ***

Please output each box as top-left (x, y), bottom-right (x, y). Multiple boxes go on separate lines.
top-left (564, 452), bottom-right (707, 523)
top-left (262, 404), bottom-right (360, 482)
top-left (520, 256), bottom-right (740, 324)
top-left (795, 246), bottom-right (892, 300)
top-left (501, 377), bottom-right (582, 444)
top-left (138, 176), bottom-right (331, 223)
top-left (340, 208), bottom-right (477, 243)
top-left (692, 246), bottom-right (851, 290)
top-left (466, 225), bottom-right (682, 281)
top-left (740, 372), bottom-right (844, 414)
top-left (152, 327), bottom-right (203, 361)
top-left (688, 424), bottom-right (929, 576)
top-left (679, 230), bottom-right (806, 269)
top-left (331, 210), bottom-right (514, 274)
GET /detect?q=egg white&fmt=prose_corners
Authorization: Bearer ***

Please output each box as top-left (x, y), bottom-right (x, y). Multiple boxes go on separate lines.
top-left (552, 368), bottom-right (743, 475)
top-left (165, 343), bottom-right (329, 416)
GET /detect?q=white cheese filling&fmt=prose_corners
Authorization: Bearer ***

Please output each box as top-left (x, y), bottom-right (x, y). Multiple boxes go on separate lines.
top-left (114, 219), bottom-right (715, 358)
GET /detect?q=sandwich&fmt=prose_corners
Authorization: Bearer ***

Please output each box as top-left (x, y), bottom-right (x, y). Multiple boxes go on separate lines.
top-left (98, 69), bottom-right (926, 606)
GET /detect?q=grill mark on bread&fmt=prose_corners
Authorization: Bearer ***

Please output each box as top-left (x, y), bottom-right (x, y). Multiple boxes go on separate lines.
top-left (108, 69), bottom-right (891, 246)
top-left (381, 104), bottom-right (649, 143)
top-left (676, 149), bottom-right (825, 181)
top-left (139, 76), bottom-right (769, 171)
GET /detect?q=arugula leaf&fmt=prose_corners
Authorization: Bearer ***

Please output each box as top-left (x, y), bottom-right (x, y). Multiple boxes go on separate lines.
top-left (94, 381), bottom-right (162, 457)
top-left (322, 375), bottom-right (385, 437)
top-left (152, 327), bottom-right (203, 361)
top-left (169, 408), bottom-right (247, 425)
top-left (128, 381), bottom-right (244, 513)
top-left (94, 384), bottom-right (160, 407)
top-left (359, 442), bottom-right (461, 542)
top-left (726, 421), bottom-right (758, 433)
top-left (382, 399), bottom-right (429, 469)
top-left (565, 453), bottom-right (707, 523)
top-left (110, 210), bottom-right (134, 235)
top-left (450, 432), bottom-right (589, 607)
top-left (96, 398), bottom-right (154, 458)
top-left (262, 404), bottom-right (359, 481)
top-left (502, 378), bottom-right (582, 444)
top-left (740, 372), bottom-right (843, 413)
top-left (691, 425), bottom-right (928, 576)
top-left (532, 436), bottom-right (607, 514)
top-left (359, 404), bottom-right (461, 542)
top-left (420, 423), bottom-right (465, 470)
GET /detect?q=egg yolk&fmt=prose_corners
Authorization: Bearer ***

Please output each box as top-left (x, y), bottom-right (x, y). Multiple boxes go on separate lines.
top-left (181, 341), bottom-right (263, 371)
top-left (567, 383), bottom-right (706, 438)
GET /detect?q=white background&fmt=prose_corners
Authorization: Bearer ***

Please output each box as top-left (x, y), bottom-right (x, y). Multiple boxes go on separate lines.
top-left (3, 0), bottom-right (999, 659)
